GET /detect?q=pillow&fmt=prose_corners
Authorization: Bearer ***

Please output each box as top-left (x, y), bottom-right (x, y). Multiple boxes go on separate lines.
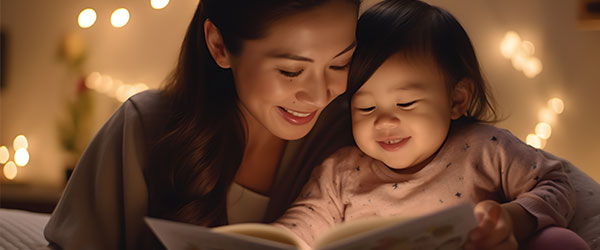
top-left (543, 151), bottom-right (600, 249)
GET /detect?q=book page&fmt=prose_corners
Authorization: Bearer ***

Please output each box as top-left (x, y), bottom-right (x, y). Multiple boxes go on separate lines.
top-left (314, 202), bottom-right (477, 250)
top-left (145, 217), bottom-right (297, 250)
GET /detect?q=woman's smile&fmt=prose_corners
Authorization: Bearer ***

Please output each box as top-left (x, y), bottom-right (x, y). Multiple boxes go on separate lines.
top-left (278, 106), bottom-right (317, 125)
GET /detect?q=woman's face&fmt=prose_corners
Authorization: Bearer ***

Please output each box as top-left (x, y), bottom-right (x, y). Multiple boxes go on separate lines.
top-left (229, 0), bottom-right (357, 140)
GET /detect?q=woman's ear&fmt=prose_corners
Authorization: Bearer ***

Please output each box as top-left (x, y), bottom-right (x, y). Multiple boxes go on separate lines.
top-left (450, 78), bottom-right (474, 120)
top-left (204, 19), bottom-right (232, 69)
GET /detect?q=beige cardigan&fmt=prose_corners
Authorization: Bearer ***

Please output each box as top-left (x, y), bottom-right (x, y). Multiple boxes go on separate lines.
top-left (43, 90), bottom-right (354, 249)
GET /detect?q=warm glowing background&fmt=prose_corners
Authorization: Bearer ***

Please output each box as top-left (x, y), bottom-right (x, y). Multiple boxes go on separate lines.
top-left (1, 0), bottom-right (599, 187)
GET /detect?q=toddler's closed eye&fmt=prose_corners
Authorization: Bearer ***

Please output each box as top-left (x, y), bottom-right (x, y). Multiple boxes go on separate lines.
top-left (397, 101), bottom-right (416, 108)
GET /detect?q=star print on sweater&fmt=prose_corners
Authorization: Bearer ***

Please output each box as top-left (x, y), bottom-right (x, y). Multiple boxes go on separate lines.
top-left (273, 123), bottom-right (575, 247)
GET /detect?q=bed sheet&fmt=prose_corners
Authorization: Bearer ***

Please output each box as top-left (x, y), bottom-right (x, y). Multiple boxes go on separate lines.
top-left (0, 209), bottom-right (51, 250)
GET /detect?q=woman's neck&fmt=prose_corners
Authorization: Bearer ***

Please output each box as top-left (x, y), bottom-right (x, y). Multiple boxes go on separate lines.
top-left (234, 106), bottom-right (286, 196)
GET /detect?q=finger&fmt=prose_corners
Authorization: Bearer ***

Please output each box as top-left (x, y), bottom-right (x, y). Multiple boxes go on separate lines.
top-left (478, 216), bottom-right (515, 250)
top-left (473, 200), bottom-right (501, 225)
top-left (486, 235), bottom-right (518, 250)
top-left (477, 222), bottom-right (512, 249)
top-left (470, 216), bottom-right (495, 242)
top-left (487, 204), bottom-right (501, 222)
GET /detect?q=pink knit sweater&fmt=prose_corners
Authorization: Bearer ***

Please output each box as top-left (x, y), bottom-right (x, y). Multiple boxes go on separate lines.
top-left (274, 122), bottom-right (575, 247)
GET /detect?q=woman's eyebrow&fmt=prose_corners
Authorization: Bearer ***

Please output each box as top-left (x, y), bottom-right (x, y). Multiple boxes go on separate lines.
top-left (268, 41), bottom-right (356, 62)
top-left (270, 53), bottom-right (314, 62)
top-left (334, 41), bottom-right (356, 58)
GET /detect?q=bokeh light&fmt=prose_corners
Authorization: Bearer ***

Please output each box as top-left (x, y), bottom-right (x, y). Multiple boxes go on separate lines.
top-left (500, 31), bottom-right (521, 59)
top-left (538, 108), bottom-right (556, 125)
top-left (548, 98), bottom-right (564, 114)
top-left (521, 41), bottom-right (535, 56)
top-left (501, 31), bottom-right (542, 78)
top-left (522, 57), bottom-right (543, 79)
top-left (85, 72), bottom-right (102, 90)
top-left (0, 146), bottom-right (9, 164)
top-left (526, 134), bottom-right (542, 149)
top-left (111, 8), bottom-right (130, 28)
top-left (14, 148), bottom-right (30, 167)
top-left (151, 0), bottom-right (169, 9)
top-left (78, 8), bottom-right (97, 28)
top-left (13, 135), bottom-right (28, 150)
top-left (3, 161), bottom-right (17, 180)
top-left (535, 122), bottom-right (552, 140)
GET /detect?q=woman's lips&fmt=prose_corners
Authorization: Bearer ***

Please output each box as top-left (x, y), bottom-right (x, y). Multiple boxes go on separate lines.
top-left (377, 136), bottom-right (411, 151)
top-left (278, 106), bottom-right (317, 125)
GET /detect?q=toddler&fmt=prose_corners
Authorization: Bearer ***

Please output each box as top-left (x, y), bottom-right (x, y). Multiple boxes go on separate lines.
top-left (274, 0), bottom-right (589, 249)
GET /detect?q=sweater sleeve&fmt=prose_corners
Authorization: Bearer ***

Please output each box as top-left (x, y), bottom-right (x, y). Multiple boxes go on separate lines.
top-left (494, 129), bottom-right (575, 230)
top-left (44, 96), bottom-right (153, 250)
top-left (272, 148), bottom-right (352, 248)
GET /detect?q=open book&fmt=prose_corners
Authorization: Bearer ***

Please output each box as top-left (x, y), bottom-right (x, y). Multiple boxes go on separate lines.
top-left (145, 202), bottom-right (477, 250)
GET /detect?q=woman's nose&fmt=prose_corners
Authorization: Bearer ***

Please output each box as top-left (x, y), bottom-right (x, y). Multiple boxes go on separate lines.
top-left (295, 72), bottom-right (330, 108)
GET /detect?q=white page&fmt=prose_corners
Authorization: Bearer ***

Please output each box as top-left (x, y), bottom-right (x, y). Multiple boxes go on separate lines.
top-left (317, 202), bottom-right (477, 250)
top-left (145, 217), bottom-right (296, 250)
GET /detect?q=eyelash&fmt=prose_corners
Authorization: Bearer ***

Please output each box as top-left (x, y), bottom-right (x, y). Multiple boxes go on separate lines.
top-left (357, 101), bottom-right (416, 112)
top-left (279, 62), bottom-right (350, 78)
top-left (279, 69), bottom-right (304, 78)
top-left (397, 101), bottom-right (416, 108)
top-left (358, 107), bottom-right (375, 112)
top-left (329, 62), bottom-right (351, 71)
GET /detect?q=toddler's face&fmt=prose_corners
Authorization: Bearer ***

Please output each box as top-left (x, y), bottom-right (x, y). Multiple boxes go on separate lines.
top-left (351, 54), bottom-right (453, 170)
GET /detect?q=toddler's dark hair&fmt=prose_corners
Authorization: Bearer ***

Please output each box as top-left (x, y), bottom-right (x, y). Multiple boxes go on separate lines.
top-left (348, 0), bottom-right (498, 123)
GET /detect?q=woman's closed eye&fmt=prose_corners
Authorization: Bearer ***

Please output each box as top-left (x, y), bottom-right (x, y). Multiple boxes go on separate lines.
top-left (279, 69), bottom-right (304, 78)
top-left (329, 62), bottom-right (350, 71)
top-left (397, 101), bottom-right (416, 108)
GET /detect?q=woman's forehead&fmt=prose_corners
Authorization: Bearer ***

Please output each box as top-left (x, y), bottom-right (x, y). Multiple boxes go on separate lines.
top-left (241, 0), bottom-right (357, 60)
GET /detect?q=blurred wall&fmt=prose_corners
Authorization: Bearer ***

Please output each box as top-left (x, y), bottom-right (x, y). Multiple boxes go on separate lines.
top-left (1, 0), bottom-right (197, 186)
top-left (1, 0), bottom-right (599, 187)
top-left (363, 0), bottom-right (600, 181)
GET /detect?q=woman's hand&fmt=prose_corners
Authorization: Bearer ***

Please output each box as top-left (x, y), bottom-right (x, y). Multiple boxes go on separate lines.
top-left (464, 200), bottom-right (518, 250)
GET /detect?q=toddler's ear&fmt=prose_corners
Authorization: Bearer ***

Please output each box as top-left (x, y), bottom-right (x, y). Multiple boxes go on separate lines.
top-left (450, 79), bottom-right (474, 120)
top-left (204, 19), bottom-right (233, 69)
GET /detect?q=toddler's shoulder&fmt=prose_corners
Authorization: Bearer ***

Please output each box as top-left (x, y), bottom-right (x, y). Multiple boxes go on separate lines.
top-left (321, 146), bottom-right (371, 172)
top-left (456, 122), bottom-right (520, 144)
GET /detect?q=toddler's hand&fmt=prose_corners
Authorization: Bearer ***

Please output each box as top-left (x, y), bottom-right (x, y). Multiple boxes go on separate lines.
top-left (464, 200), bottom-right (517, 250)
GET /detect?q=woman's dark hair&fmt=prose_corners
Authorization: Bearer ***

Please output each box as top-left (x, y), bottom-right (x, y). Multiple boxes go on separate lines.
top-left (147, 0), bottom-right (359, 227)
top-left (348, 0), bottom-right (498, 123)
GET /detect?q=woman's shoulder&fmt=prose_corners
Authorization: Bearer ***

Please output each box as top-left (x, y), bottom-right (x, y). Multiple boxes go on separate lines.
top-left (123, 89), bottom-right (171, 139)
top-left (127, 89), bottom-right (169, 117)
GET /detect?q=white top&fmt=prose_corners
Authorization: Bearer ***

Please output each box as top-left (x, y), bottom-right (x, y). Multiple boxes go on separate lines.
top-left (227, 182), bottom-right (270, 224)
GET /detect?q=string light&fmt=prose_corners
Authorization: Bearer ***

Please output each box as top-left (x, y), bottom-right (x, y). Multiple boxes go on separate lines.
top-left (111, 8), bottom-right (130, 28)
top-left (151, 0), bottom-right (169, 10)
top-left (0, 146), bottom-right (8, 164)
top-left (548, 98), bottom-right (564, 114)
top-left (500, 31), bottom-right (521, 58)
top-left (2, 135), bottom-right (31, 179)
top-left (521, 57), bottom-right (543, 79)
top-left (527, 99), bottom-right (565, 149)
top-left (535, 122), bottom-right (552, 140)
top-left (78, 8), bottom-right (97, 28)
top-left (14, 148), bottom-right (30, 167)
top-left (500, 31), bottom-right (543, 78)
top-left (526, 134), bottom-right (542, 149)
top-left (521, 41), bottom-right (535, 55)
top-left (13, 135), bottom-right (28, 150)
top-left (537, 108), bottom-right (556, 125)
top-left (85, 72), bottom-right (150, 102)
top-left (3, 161), bottom-right (17, 180)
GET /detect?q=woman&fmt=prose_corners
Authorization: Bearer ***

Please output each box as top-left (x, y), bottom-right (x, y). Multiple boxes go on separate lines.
top-left (44, 0), bottom-right (358, 249)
